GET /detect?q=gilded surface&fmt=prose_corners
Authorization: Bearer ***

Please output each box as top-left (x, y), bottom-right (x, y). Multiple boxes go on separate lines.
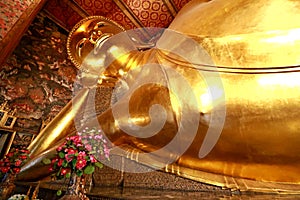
top-left (20, 0), bottom-right (300, 193)
top-left (66, 16), bottom-right (125, 69)
top-left (169, 0), bottom-right (300, 67)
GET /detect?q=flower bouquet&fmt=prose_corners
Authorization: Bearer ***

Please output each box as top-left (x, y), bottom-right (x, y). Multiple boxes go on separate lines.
top-left (0, 147), bottom-right (30, 199)
top-left (43, 127), bottom-right (110, 198)
top-left (0, 148), bottom-right (30, 181)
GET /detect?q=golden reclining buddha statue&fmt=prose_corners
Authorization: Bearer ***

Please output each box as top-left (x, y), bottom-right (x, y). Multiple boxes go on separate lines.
top-left (19, 0), bottom-right (300, 193)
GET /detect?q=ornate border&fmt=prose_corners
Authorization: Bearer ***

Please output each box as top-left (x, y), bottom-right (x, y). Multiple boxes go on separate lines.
top-left (0, 0), bottom-right (47, 66)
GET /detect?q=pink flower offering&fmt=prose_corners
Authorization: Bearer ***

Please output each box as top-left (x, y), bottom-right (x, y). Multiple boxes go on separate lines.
top-left (0, 147), bottom-right (30, 180)
top-left (44, 127), bottom-right (111, 181)
top-left (76, 159), bottom-right (87, 170)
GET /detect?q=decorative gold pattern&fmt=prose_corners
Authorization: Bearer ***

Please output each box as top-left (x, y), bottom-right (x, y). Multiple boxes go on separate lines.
top-left (113, 0), bottom-right (144, 28)
top-left (161, 0), bottom-right (178, 17)
top-left (112, 0), bottom-right (152, 39)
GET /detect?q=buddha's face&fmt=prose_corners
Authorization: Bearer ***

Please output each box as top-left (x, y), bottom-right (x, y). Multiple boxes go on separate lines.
top-left (67, 16), bottom-right (125, 69)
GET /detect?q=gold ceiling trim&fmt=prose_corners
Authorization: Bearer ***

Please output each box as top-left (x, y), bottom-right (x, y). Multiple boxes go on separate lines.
top-left (113, 0), bottom-right (152, 40)
top-left (113, 0), bottom-right (144, 28)
top-left (64, 0), bottom-right (90, 18)
top-left (162, 0), bottom-right (178, 17)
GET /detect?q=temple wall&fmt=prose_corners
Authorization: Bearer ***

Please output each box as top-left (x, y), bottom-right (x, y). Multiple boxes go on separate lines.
top-left (0, 12), bottom-right (76, 134)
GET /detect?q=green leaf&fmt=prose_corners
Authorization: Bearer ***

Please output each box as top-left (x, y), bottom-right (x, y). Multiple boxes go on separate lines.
top-left (62, 160), bottom-right (68, 168)
top-left (65, 172), bottom-right (71, 178)
top-left (84, 165), bottom-right (95, 174)
top-left (76, 170), bottom-right (83, 177)
top-left (56, 168), bottom-right (61, 177)
top-left (42, 158), bottom-right (51, 165)
top-left (56, 190), bottom-right (62, 196)
top-left (72, 159), bottom-right (77, 169)
top-left (95, 162), bottom-right (103, 169)
top-left (58, 152), bottom-right (65, 159)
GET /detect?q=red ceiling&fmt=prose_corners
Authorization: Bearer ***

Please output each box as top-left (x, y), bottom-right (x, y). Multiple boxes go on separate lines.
top-left (43, 0), bottom-right (83, 31)
top-left (43, 0), bottom-right (191, 31)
